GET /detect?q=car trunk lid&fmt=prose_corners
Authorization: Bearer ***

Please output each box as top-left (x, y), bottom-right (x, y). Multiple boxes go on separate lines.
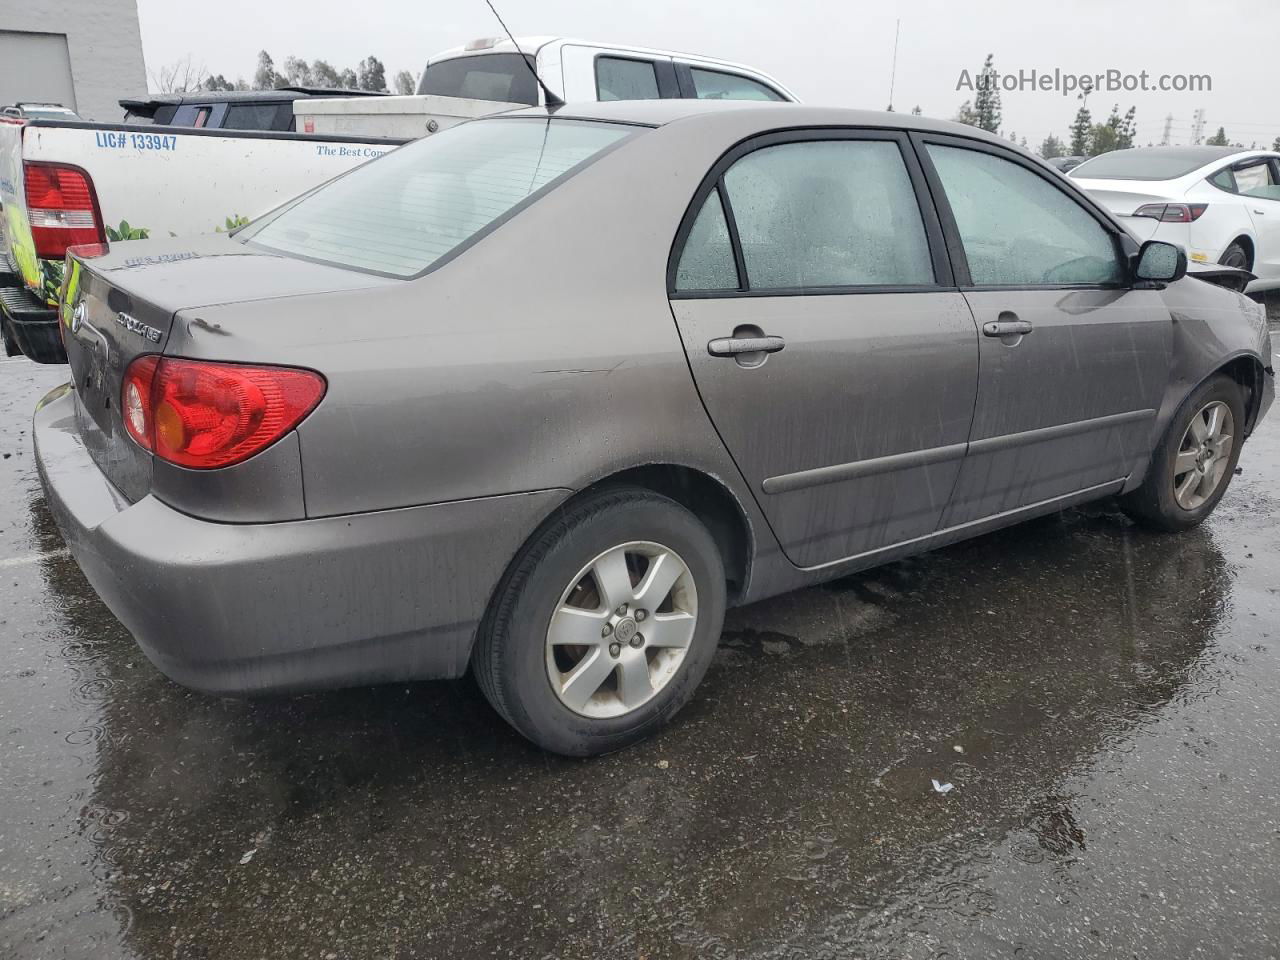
top-left (59, 235), bottom-right (394, 500)
top-left (1070, 179), bottom-right (1173, 217)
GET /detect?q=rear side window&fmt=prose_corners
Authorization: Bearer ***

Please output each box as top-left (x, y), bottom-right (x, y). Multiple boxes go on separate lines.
top-left (418, 54), bottom-right (538, 105)
top-left (1209, 168), bottom-right (1236, 192)
top-left (1235, 162), bottom-right (1276, 194)
top-left (675, 190), bottom-right (738, 290)
top-left (689, 69), bottom-right (784, 102)
top-left (223, 102), bottom-right (284, 131)
top-left (719, 140), bottom-right (934, 289)
top-left (596, 57), bottom-right (660, 101)
top-left (927, 144), bottom-right (1123, 287)
top-left (240, 119), bottom-right (633, 278)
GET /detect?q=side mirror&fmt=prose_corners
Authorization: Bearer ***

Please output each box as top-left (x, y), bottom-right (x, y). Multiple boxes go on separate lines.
top-left (1134, 240), bottom-right (1187, 284)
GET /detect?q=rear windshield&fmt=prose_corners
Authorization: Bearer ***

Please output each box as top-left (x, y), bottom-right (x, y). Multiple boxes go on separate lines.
top-left (1070, 149), bottom-right (1235, 181)
top-left (418, 54), bottom-right (539, 105)
top-left (239, 118), bottom-right (634, 278)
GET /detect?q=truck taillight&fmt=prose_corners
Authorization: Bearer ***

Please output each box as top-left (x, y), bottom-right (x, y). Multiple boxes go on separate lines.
top-left (1133, 202), bottom-right (1208, 223)
top-left (122, 357), bottom-right (326, 469)
top-left (24, 161), bottom-right (106, 259)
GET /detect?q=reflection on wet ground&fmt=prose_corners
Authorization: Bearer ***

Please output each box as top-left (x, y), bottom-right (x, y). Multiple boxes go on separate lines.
top-left (3, 357), bottom-right (1280, 959)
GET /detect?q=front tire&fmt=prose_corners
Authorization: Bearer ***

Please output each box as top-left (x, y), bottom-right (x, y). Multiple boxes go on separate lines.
top-left (1121, 374), bottom-right (1245, 531)
top-left (473, 487), bottom-right (726, 757)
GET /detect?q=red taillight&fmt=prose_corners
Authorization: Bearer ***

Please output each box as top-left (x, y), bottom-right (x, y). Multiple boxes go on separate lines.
top-left (24, 161), bottom-right (106, 259)
top-left (1132, 202), bottom-right (1209, 223)
top-left (122, 357), bottom-right (326, 469)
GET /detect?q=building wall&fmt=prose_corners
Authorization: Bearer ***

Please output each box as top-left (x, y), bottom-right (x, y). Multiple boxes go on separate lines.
top-left (0, 0), bottom-right (147, 120)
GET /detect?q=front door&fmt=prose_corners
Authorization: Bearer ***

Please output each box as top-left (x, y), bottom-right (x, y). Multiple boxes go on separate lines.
top-left (916, 136), bottom-right (1172, 527)
top-left (668, 131), bottom-right (979, 569)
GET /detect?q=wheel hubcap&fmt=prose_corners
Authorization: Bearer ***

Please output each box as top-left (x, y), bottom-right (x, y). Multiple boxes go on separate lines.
top-left (545, 541), bottom-right (698, 719)
top-left (1172, 400), bottom-right (1234, 511)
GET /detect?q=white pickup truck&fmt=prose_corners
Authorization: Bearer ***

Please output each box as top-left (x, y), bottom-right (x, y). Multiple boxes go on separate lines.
top-left (1, 36), bottom-right (794, 362)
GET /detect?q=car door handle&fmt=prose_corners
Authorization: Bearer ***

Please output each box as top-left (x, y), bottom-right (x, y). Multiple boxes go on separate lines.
top-left (982, 319), bottom-right (1034, 338)
top-left (1254, 209), bottom-right (1266, 216)
top-left (707, 335), bottom-right (786, 357)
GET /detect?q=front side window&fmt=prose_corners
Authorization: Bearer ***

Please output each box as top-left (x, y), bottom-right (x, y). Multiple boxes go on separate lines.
top-left (719, 139), bottom-right (934, 290)
top-left (689, 69), bottom-right (784, 102)
top-left (928, 144), bottom-right (1124, 286)
top-left (241, 119), bottom-right (633, 278)
top-left (596, 57), bottom-right (660, 101)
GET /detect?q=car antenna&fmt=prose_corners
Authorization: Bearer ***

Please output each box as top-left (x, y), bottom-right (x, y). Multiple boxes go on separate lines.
top-left (482, 0), bottom-right (564, 109)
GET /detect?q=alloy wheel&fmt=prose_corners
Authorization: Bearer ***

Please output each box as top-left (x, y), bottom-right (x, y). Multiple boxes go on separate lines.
top-left (1173, 400), bottom-right (1234, 511)
top-left (545, 541), bottom-right (698, 719)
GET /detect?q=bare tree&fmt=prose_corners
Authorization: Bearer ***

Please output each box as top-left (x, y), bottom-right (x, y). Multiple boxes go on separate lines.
top-left (151, 56), bottom-right (208, 94)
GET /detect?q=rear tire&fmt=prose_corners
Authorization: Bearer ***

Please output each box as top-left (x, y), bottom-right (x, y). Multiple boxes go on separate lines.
top-left (1120, 374), bottom-right (1245, 531)
top-left (1219, 242), bottom-right (1250, 271)
top-left (473, 487), bottom-right (726, 757)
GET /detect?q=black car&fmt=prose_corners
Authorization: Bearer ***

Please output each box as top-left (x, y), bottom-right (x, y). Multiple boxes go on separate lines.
top-left (119, 87), bottom-right (386, 133)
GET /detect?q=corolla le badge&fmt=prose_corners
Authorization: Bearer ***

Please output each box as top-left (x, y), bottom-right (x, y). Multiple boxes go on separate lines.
top-left (114, 311), bottom-right (163, 344)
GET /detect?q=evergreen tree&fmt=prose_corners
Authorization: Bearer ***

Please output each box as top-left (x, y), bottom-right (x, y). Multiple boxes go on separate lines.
top-left (1206, 126), bottom-right (1229, 146)
top-left (357, 56), bottom-right (388, 92)
top-left (253, 51), bottom-right (282, 90)
top-left (311, 60), bottom-right (341, 88)
top-left (1039, 134), bottom-right (1065, 159)
top-left (973, 53), bottom-right (1002, 133)
top-left (282, 56), bottom-right (313, 87)
top-left (394, 70), bottom-right (416, 95)
top-left (954, 100), bottom-right (979, 127)
top-left (1069, 103), bottom-right (1093, 156)
top-left (338, 68), bottom-right (358, 89)
top-left (911, 105), bottom-right (922, 116)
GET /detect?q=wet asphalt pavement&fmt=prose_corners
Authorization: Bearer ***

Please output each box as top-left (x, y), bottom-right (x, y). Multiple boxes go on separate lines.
top-left (3, 341), bottom-right (1280, 960)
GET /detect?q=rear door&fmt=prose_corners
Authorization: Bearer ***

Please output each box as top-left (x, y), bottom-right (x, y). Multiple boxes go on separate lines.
top-left (668, 130), bottom-right (978, 569)
top-left (915, 134), bottom-right (1172, 527)
top-left (560, 45), bottom-right (677, 102)
top-left (1237, 157), bottom-right (1280, 281)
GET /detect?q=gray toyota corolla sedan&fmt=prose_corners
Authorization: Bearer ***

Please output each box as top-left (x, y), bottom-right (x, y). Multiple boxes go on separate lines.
top-left (34, 101), bottom-right (1274, 755)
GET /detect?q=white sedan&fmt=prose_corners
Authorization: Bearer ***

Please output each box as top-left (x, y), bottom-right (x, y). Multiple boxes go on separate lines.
top-left (1071, 146), bottom-right (1280, 293)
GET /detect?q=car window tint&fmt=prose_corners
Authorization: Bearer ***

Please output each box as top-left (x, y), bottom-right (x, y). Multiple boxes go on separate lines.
top-left (675, 190), bottom-right (738, 290)
top-left (1234, 162), bottom-right (1275, 193)
top-left (240, 119), bottom-right (633, 278)
top-left (1209, 167), bottom-right (1236, 192)
top-left (223, 102), bottom-right (282, 130)
top-left (418, 54), bottom-right (539, 105)
top-left (721, 140), bottom-right (934, 289)
top-left (596, 58), bottom-right (661, 101)
top-left (927, 144), bottom-right (1123, 286)
top-left (689, 68), bottom-right (784, 102)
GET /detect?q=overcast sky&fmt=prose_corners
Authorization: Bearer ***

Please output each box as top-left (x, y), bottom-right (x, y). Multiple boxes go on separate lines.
top-left (135, 0), bottom-right (1277, 150)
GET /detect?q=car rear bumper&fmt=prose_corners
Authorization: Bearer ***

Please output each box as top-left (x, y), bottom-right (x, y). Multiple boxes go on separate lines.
top-left (34, 385), bottom-right (568, 696)
top-left (1, 284), bottom-right (65, 364)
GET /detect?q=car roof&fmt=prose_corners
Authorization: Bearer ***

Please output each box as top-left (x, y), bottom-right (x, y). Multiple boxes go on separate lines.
top-left (500, 100), bottom-right (1009, 144)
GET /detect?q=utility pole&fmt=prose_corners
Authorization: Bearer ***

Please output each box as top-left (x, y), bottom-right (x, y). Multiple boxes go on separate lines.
top-left (1191, 108), bottom-right (1206, 145)
top-left (1160, 114), bottom-right (1173, 147)
top-left (886, 18), bottom-right (900, 112)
